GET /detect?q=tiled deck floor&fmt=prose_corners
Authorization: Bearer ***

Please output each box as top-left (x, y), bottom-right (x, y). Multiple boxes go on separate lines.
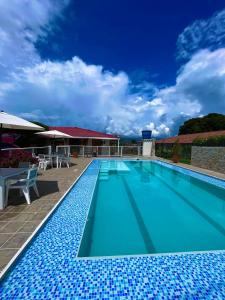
top-left (0, 157), bottom-right (91, 271)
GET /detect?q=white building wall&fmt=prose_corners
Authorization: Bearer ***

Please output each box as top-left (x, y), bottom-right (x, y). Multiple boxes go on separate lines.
top-left (142, 139), bottom-right (155, 157)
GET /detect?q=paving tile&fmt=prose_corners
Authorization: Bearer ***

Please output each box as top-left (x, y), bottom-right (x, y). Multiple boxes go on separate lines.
top-left (7, 205), bottom-right (28, 213)
top-left (17, 221), bottom-right (41, 233)
top-left (0, 222), bottom-right (8, 230)
top-left (0, 234), bottom-right (13, 247)
top-left (28, 212), bottom-right (48, 221)
top-left (0, 222), bottom-right (25, 234)
top-left (2, 232), bottom-right (31, 249)
top-left (19, 205), bottom-right (41, 213)
top-left (0, 213), bottom-right (34, 222)
top-left (38, 204), bottom-right (55, 212)
top-left (0, 249), bottom-right (18, 270)
top-left (0, 213), bottom-right (18, 222)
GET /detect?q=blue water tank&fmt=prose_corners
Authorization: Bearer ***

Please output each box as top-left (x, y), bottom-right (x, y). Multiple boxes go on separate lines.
top-left (142, 130), bottom-right (152, 139)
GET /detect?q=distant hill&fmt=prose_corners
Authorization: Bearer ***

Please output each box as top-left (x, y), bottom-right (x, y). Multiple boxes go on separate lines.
top-left (179, 113), bottom-right (225, 135)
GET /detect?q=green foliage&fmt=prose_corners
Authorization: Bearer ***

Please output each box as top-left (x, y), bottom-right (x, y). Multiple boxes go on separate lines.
top-left (179, 158), bottom-right (191, 164)
top-left (179, 113), bottom-right (225, 135)
top-left (155, 143), bottom-right (191, 163)
top-left (193, 135), bottom-right (225, 146)
top-left (171, 140), bottom-right (181, 162)
top-left (172, 139), bottom-right (181, 155)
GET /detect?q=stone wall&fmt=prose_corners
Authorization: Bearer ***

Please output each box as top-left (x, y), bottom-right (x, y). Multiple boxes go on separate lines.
top-left (191, 146), bottom-right (225, 174)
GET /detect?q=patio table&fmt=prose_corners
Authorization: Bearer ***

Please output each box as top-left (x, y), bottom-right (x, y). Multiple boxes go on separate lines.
top-left (0, 168), bottom-right (28, 210)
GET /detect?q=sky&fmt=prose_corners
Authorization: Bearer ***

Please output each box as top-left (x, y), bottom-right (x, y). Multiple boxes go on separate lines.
top-left (1, 0), bottom-right (225, 137)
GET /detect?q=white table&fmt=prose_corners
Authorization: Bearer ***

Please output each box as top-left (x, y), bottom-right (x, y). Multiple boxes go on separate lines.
top-left (0, 168), bottom-right (28, 210)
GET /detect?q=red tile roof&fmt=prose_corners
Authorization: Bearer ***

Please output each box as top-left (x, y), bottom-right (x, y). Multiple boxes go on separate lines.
top-left (50, 126), bottom-right (119, 140)
top-left (156, 130), bottom-right (225, 144)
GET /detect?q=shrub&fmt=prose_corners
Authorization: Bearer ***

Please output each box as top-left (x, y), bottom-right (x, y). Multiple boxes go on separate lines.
top-left (193, 136), bottom-right (225, 147)
top-left (0, 150), bottom-right (38, 168)
top-left (171, 140), bottom-right (181, 163)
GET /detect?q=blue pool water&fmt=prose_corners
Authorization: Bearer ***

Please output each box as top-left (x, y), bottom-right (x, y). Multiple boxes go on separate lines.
top-left (1, 159), bottom-right (225, 299)
top-left (79, 160), bottom-right (225, 257)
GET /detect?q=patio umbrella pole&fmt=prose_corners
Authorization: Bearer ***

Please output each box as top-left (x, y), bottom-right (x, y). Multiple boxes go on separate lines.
top-left (0, 122), bottom-right (2, 144)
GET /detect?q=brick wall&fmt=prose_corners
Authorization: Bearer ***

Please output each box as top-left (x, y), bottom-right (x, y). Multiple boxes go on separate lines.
top-left (191, 146), bottom-right (225, 174)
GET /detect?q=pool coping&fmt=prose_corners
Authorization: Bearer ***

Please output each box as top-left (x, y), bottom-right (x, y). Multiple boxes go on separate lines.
top-left (1, 158), bottom-right (225, 278)
top-left (154, 159), bottom-right (225, 189)
top-left (0, 159), bottom-right (94, 280)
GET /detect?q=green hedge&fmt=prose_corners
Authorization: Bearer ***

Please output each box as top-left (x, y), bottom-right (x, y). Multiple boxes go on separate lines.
top-left (193, 135), bottom-right (225, 146)
top-left (155, 143), bottom-right (191, 163)
top-left (156, 136), bottom-right (225, 164)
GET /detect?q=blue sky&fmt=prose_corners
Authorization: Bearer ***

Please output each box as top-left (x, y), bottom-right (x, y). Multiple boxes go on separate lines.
top-left (1, 0), bottom-right (225, 137)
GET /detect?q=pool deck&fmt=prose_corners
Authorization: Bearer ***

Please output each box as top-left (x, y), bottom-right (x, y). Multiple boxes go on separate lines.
top-left (0, 157), bottom-right (225, 271)
top-left (0, 157), bottom-right (91, 271)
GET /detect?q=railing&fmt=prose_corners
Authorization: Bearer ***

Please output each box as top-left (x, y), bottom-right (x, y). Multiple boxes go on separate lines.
top-left (1, 146), bottom-right (52, 156)
top-left (0, 145), bottom-right (143, 158)
top-left (56, 145), bottom-right (142, 157)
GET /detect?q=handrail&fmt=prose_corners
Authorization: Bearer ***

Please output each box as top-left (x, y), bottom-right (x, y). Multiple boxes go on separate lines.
top-left (0, 145), bottom-right (142, 157)
top-left (56, 145), bottom-right (142, 157)
top-left (1, 146), bottom-right (52, 155)
top-left (1, 146), bottom-right (51, 151)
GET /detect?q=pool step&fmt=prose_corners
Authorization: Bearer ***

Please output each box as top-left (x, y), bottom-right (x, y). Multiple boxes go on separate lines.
top-left (99, 175), bottom-right (109, 181)
top-left (99, 169), bottom-right (109, 181)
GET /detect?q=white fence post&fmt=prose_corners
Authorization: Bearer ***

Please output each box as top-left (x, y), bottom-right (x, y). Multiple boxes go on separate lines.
top-left (121, 146), bottom-right (123, 157)
top-left (48, 146), bottom-right (52, 155)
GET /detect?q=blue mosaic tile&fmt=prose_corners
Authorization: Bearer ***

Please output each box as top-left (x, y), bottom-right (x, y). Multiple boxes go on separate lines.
top-left (0, 159), bottom-right (225, 299)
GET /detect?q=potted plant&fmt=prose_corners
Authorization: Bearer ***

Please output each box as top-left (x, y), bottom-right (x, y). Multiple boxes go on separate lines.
top-left (72, 151), bottom-right (78, 158)
top-left (171, 140), bottom-right (181, 163)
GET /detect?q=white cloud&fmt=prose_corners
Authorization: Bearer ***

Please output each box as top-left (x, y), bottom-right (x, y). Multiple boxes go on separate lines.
top-left (1, 55), bottom-right (198, 136)
top-left (3, 48), bottom-right (224, 137)
top-left (176, 9), bottom-right (225, 61)
top-left (0, 2), bottom-right (225, 137)
top-left (0, 0), bottom-right (68, 81)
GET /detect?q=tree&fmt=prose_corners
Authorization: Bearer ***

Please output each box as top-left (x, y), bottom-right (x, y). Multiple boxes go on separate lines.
top-left (179, 113), bottom-right (225, 135)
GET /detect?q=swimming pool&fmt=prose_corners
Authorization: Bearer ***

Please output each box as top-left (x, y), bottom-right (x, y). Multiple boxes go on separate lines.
top-left (1, 159), bottom-right (225, 299)
top-left (78, 160), bottom-right (225, 257)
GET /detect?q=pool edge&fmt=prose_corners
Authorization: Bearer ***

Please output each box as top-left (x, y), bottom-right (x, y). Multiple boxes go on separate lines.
top-left (0, 159), bottom-right (94, 281)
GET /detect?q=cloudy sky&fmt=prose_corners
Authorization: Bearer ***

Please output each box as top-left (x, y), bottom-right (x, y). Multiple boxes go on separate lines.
top-left (0, 0), bottom-right (225, 137)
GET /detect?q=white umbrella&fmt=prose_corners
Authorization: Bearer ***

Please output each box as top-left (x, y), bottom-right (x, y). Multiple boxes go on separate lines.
top-left (0, 111), bottom-right (44, 130)
top-left (35, 130), bottom-right (72, 138)
top-left (35, 130), bottom-right (72, 153)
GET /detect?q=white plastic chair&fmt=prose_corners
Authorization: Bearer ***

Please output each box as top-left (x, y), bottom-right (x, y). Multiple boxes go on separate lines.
top-left (7, 162), bottom-right (31, 183)
top-left (58, 155), bottom-right (71, 168)
top-left (38, 154), bottom-right (52, 171)
top-left (6, 168), bottom-right (39, 205)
